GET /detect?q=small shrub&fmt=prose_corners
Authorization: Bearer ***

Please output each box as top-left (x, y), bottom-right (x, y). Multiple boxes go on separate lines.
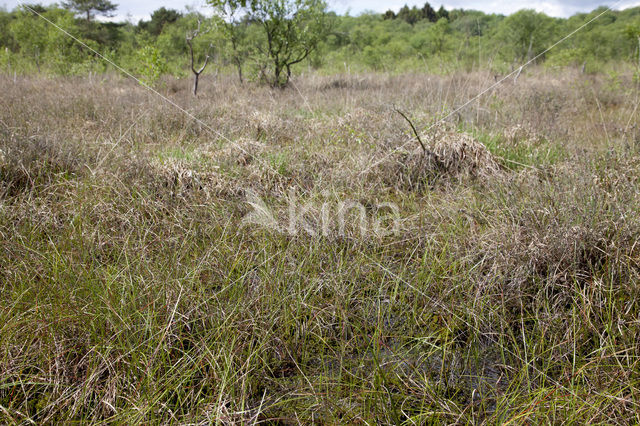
top-left (136, 45), bottom-right (167, 88)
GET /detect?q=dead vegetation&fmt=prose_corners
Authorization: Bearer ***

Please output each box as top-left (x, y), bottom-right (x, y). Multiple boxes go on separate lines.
top-left (374, 121), bottom-right (506, 190)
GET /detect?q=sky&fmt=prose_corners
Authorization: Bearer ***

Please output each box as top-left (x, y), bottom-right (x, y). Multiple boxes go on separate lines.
top-left (1, 0), bottom-right (640, 22)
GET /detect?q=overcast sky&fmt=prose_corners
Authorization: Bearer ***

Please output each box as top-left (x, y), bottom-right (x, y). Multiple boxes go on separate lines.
top-left (1, 0), bottom-right (640, 21)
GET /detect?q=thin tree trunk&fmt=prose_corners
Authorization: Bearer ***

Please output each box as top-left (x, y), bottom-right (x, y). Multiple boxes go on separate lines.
top-left (514, 65), bottom-right (523, 84)
top-left (193, 74), bottom-right (199, 96)
top-left (35, 47), bottom-right (40, 73)
top-left (235, 59), bottom-right (243, 84)
top-left (230, 34), bottom-right (243, 84)
top-left (274, 64), bottom-right (282, 88)
top-left (637, 36), bottom-right (640, 70)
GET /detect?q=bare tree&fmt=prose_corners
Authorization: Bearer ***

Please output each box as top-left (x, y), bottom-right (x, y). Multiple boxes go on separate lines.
top-left (186, 20), bottom-right (212, 96)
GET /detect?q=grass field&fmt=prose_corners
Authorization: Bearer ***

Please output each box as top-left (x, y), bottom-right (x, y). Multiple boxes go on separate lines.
top-left (1, 69), bottom-right (640, 423)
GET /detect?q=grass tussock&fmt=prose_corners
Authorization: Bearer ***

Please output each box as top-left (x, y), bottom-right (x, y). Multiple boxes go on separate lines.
top-left (1, 69), bottom-right (640, 423)
top-left (0, 130), bottom-right (89, 197)
top-left (375, 123), bottom-right (505, 191)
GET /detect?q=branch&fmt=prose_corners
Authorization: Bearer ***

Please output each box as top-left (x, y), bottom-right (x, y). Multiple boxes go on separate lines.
top-left (186, 35), bottom-right (196, 74)
top-left (196, 49), bottom-right (211, 75)
top-left (393, 106), bottom-right (427, 155)
top-left (286, 47), bottom-right (311, 67)
top-left (187, 19), bottom-right (203, 40)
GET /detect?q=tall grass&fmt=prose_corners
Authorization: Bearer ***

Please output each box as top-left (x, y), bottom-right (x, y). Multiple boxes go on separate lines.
top-left (1, 69), bottom-right (639, 423)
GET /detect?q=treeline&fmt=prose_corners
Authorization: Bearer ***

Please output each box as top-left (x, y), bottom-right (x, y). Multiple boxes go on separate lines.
top-left (1, 1), bottom-right (639, 86)
top-left (383, 2), bottom-right (449, 24)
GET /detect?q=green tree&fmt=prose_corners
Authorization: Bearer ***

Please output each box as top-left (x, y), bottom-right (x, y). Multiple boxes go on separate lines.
top-left (496, 9), bottom-right (557, 62)
top-left (427, 17), bottom-right (450, 53)
top-left (62, 0), bottom-right (117, 22)
top-left (208, 0), bottom-right (251, 83)
top-left (0, 8), bottom-right (17, 51)
top-left (136, 44), bottom-right (167, 87)
top-left (421, 2), bottom-right (437, 22)
top-left (397, 5), bottom-right (421, 25)
top-left (9, 5), bottom-right (87, 72)
top-left (382, 10), bottom-right (395, 20)
top-left (209, 0), bottom-right (329, 87)
top-left (436, 6), bottom-right (449, 21)
top-left (139, 7), bottom-right (182, 36)
top-left (9, 6), bottom-right (46, 70)
top-left (626, 24), bottom-right (640, 68)
top-left (155, 13), bottom-right (220, 76)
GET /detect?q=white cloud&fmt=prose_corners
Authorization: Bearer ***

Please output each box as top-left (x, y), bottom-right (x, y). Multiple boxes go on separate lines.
top-left (0, 0), bottom-right (210, 21)
top-left (335, 0), bottom-right (637, 17)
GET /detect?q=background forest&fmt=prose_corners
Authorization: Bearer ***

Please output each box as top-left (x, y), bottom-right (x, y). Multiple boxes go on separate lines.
top-left (1, 1), bottom-right (640, 82)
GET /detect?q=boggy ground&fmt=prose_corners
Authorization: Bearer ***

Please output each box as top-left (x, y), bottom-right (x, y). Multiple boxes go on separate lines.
top-left (1, 69), bottom-right (639, 423)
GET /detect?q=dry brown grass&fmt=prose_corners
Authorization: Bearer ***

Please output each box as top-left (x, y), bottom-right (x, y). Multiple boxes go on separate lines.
top-left (1, 69), bottom-right (639, 423)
